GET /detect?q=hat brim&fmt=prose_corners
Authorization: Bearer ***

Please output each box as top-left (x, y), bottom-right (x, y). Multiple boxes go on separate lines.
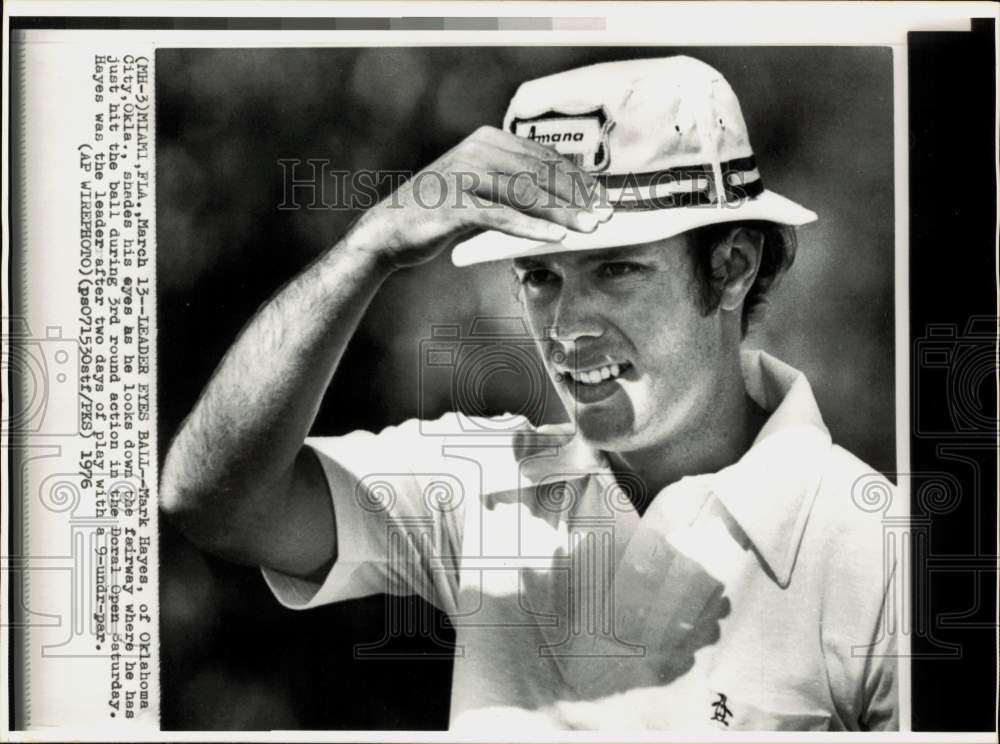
top-left (451, 189), bottom-right (817, 267)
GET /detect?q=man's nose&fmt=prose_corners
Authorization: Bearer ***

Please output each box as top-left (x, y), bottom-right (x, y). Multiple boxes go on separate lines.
top-left (547, 290), bottom-right (604, 348)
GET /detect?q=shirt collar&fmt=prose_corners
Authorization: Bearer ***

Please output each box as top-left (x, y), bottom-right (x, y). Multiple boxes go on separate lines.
top-left (516, 349), bottom-right (832, 588)
top-left (709, 349), bottom-right (832, 587)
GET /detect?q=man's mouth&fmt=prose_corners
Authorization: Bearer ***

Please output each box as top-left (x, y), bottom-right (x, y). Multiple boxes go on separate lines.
top-left (557, 361), bottom-right (633, 386)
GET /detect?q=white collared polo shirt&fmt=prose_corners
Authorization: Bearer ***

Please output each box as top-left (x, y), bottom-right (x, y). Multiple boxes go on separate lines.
top-left (262, 350), bottom-right (900, 731)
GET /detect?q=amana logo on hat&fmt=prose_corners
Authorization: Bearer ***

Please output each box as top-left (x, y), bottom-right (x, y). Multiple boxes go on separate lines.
top-left (511, 107), bottom-right (614, 172)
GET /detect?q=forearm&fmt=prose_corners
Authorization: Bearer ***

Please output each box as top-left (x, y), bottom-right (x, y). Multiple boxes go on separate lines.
top-left (160, 220), bottom-right (393, 544)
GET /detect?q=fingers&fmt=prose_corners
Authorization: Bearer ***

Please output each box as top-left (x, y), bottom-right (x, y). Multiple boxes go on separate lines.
top-left (473, 169), bottom-right (603, 233)
top-left (475, 125), bottom-right (598, 181)
top-left (456, 131), bottom-right (613, 233)
top-left (386, 125), bottom-right (617, 252)
top-left (473, 128), bottom-right (609, 209)
top-left (471, 202), bottom-right (569, 243)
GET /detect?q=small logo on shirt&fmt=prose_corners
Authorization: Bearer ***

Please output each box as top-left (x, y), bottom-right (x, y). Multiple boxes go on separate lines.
top-left (711, 692), bottom-right (733, 726)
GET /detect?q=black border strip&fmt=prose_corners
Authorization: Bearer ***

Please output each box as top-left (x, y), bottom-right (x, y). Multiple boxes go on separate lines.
top-left (908, 17), bottom-right (997, 732)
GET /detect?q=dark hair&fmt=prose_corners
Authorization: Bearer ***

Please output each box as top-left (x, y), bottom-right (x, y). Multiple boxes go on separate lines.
top-left (685, 220), bottom-right (798, 336)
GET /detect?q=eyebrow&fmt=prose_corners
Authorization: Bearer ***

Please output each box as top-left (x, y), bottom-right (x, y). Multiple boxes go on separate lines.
top-left (513, 248), bottom-right (652, 271)
top-left (577, 248), bottom-right (650, 264)
top-left (512, 257), bottom-right (548, 270)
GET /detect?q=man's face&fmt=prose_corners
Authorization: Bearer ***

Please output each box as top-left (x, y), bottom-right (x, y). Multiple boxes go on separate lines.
top-left (514, 235), bottom-right (727, 453)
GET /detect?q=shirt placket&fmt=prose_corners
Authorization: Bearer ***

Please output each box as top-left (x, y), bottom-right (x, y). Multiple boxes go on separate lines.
top-left (557, 476), bottom-right (719, 700)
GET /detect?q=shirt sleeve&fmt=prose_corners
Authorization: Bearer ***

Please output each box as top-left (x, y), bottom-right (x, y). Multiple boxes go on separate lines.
top-left (261, 416), bottom-right (467, 615)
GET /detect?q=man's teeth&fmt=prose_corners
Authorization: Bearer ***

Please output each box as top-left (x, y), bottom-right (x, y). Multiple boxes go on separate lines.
top-left (568, 363), bottom-right (626, 385)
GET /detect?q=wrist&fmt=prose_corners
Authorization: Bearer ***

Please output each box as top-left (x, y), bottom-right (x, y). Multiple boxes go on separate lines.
top-left (332, 212), bottom-right (400, 279)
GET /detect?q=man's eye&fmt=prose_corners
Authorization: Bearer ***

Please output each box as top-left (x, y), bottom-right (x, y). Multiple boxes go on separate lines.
top-left (599, 262), bottom-right (642, 278)
top-left (521, 269), bottom-right (559, 287)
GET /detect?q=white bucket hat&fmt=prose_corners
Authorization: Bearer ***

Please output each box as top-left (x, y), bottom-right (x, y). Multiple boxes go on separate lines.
top-left (451, 56), bottom-right (817, 267)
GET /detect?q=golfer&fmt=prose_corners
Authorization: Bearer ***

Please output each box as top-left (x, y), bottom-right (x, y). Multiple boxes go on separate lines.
top-left (161, 56), bottom-right (898, 731)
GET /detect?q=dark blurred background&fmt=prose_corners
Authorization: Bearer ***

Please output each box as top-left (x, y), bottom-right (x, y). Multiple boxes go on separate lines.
top-left (156, 46), bottom-right (894, 729)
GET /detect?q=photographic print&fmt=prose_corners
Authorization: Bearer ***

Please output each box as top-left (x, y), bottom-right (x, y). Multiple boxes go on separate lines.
top-left (155, 45), bottom-right (898, 731)
top-left (3, 4), bottom-right (996, 740)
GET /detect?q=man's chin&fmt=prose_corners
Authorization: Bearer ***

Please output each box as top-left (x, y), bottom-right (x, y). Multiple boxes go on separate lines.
top-left (573, 404), bottom-right (636, 451)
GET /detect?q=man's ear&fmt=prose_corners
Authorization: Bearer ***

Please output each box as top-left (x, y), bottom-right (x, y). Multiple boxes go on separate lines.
top-left (709, 226), bottom-right (763, 312)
